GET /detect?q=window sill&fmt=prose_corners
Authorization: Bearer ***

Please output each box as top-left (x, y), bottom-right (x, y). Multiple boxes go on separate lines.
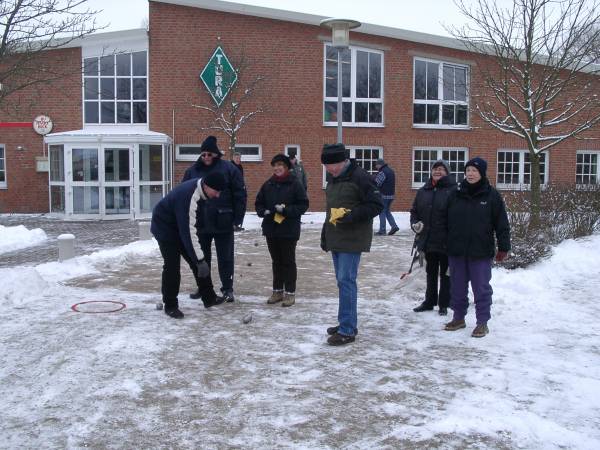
top-left (0, 185), bottom-right (7, 189)
top-left (323, 122), bottom-right (384, 128)
top-left (413, 124), bottom-right (470, 130)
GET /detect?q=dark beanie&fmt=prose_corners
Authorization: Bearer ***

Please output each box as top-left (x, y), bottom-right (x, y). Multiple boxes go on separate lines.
top-left (376, 158), bottom-right (385, 167)
top-left (271, 153), bottom-right (291, 170)
top-left (200, 136), bottom-right (220, 155)
top-left (202, 172), bottom-right (227, 191)
top-left (432, 159), bottom-right (450, 174)
top-left (321, 143), bottom-right (349, 164)
top-left (465, 157), bottom-right (487, 178)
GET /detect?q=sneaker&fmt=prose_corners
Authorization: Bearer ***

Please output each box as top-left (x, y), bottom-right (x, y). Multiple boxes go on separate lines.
top-left (164, 307), bottom-right (184, 319)
top-left (282, 292), bottom-right (295, 307)
top-left (438, 307), bottom-right (448, 316)
top-left (374, 230), bottom-right (386, 236)
top-left (413, 302), bottom-right (434, 312)
top-left (444, 319), bottom-right (466, 331)
top-left (267, 290), bottom-right (284, 304)
top-left (220, 291), bottom-right (235, 303)
top-left (388, 226), bottom-right (399, 236)
top-left (202, 296), bottom-right (225, 308)
top-left (327, 325), bottom-right (358, 336)
top-left (327, 332), bottom-right (355, 346)
top-left (471, 323), bottom-right (489, 338)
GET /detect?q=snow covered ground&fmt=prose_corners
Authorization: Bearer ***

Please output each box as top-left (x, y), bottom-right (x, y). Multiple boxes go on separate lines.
top-left (0, 214), bottom-right (599, 449)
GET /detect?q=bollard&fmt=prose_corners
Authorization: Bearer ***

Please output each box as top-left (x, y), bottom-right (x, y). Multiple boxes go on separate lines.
top-left (138, 221), bottom-right (152, 240)
top-left (57, 234), bottom-right (75, 262)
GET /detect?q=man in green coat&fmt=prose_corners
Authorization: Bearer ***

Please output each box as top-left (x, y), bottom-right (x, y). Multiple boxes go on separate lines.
top-left (320, 143), bottom-right (383, 345)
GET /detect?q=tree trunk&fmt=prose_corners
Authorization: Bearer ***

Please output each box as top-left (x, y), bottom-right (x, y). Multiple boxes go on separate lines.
top-left (229, 134), bottom-right (237, 159)
top-left (528, 150), bottom-right (542, 229)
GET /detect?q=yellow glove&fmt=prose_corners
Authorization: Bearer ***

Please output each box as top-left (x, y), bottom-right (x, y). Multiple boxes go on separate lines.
top-left (329, 207), bottom-right (351, 226)
top-left (273, 212), bottom-right (285, 224)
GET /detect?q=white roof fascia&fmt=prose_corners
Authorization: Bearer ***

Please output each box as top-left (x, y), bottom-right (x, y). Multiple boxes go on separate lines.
top-left (45, 128), bottom-right (172, 145)
top-left (153, 0), bottom-right (468, 51)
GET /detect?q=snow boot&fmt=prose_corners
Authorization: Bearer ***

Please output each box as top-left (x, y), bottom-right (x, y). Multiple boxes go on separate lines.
top-left (471, 323), bottom-right (489, 338)
top-left (444, 319), bottom-right (466, 331)
top-left (267, 290), bottom-right (284, 304)
top-left (202, 294), bottom-right (225, 308)
top-left (164, 301), bottom-right (184, 319)
top-left (413, 302), bottom-right (434, 312)
top-left (282, 292), bottom-right (295, 307)
top-left (327, 332), bottom-right (355, 346)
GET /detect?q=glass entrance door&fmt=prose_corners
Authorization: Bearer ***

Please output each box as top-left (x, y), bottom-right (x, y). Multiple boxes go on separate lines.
top-left (103, 147), bottom-right (132, 216)
top-left (71, 148), bottom-right (100, 214)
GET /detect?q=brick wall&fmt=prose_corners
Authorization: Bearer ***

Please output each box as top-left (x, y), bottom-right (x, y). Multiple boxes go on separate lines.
top-left (0, 47), bottom-right (82, 213)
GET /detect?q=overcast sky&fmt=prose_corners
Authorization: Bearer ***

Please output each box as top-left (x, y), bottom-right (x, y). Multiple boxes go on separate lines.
top-left (85, 0), bottom-right (511, 37)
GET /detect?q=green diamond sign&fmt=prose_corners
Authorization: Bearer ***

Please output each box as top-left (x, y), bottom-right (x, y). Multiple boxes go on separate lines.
top-left (200, 46), bottom-right (237, 107)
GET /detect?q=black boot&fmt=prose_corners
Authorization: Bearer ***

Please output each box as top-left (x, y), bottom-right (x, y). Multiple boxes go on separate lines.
top-left (219, 290), bottom-right (235, 303)
top-left (164, 302), bottom-right (184, 319)
top-left (327, 325), bottom-right (358, 336)
top-left (438, 307), bottom-right (448, 316)
top-left (413, 302), bottom-right (434, 312)
top-left (189, 289), bottom-right (202, 300)
top-left (202, 294), bottom-right (226, 308)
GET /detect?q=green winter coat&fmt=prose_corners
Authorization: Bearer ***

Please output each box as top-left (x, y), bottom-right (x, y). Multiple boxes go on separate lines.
top-left (321, 160), bottom-right (383, 253)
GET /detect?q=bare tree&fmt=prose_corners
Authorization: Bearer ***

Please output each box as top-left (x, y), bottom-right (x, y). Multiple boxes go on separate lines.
top-left (0, 0), bottom-right (104, 112)
top-left (192, 48), bottom-right (266, 158)
top-left (449, 0), bottom-right (600, 222)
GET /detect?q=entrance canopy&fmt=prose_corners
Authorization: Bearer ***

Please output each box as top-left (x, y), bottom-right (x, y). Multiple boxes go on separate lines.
top-left (44, 128), bottom-right (172, 220)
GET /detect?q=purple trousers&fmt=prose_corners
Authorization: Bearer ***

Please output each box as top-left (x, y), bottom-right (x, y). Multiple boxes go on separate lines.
top-left (448, 256), bottom-right (493, 325)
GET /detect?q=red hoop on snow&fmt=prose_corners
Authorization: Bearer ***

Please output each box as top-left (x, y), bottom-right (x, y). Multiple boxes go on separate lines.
top-left (71, 301), bottom-right (127, 313)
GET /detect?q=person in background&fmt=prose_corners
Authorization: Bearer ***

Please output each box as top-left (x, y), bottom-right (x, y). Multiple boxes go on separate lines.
top-left (410, 159), bottom-right (457, 316)
top-left (255, 153), bottom-right (309, 307)
top-left (287, 148), bottom-right (308, 192)
top-left (231, 151), bottom-right (245, 232)
top-left (151, 173), bottom-right (228, 318)
top-left (373, 158), bottom-right (399, 236)
top-left (320, 143), bottom-right (383, 346)
top-left (445, 157), bottom-right (511, 337)
top-left (182, 135), bottom-right (247, 303)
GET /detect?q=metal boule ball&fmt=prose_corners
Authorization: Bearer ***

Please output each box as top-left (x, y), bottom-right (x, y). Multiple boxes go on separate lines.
top-left (156, 302), bottom-right (163, 310)
top-left (242, 312), bottom-right (253, 324)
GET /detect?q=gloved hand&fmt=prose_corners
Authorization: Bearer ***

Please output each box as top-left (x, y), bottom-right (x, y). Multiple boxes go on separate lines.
top-left (495, 251), bottom-right (508, 262)
top-left (275, 204), bottom-right (285, 213)
top-left (263, 209), bottom-right (271, 216)
top-left (336, 211), bottom-right (353, 224)
top-left (411, 221), bottom-right (424, 234)
top-left (197, 259), bottom-right (210, 278)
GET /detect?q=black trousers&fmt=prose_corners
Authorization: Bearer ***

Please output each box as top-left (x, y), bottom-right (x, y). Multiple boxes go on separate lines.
top-left (157, 240), bottom-right (216, 307)
top-left (198, 231), bottom-right (234, 293)
top-left (425, 251), bottom-right (450, 308)
top-left (266, 237), bottom-right (298, 293)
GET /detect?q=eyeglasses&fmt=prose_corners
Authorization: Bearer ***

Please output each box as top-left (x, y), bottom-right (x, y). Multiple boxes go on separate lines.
top-left (200, 153), bottom-right (215, 158)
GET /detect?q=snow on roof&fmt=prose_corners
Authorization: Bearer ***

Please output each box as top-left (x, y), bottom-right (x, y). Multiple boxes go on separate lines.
top-left (44, 127), bottom-right (172, 144)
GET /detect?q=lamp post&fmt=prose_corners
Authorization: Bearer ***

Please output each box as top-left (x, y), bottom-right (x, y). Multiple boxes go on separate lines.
top-left (320, 18), bottom-right (361, 144)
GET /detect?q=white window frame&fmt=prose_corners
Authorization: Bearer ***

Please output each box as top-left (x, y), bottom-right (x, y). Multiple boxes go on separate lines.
top-left (83, 51), bottom-right (148, 125)
top-left (576, 151), bottom-right (600, 188)
top-left (323, 44), bottom-right (384, 128)
top-left (284, 145), bottom-right (301, 159)
top-left (175, 144), bottom-right (203, 161)
top-left (0, 144), bottom-right (6, 189)
top-left (413, 57), bottom-right (469, 129)
top-left (496, 149), bottom-right (549, 190)
top-left (322, 146), bottom-right (383, 188)
top-left (235, 144), bottom-right (262, 162)
top-left (412, 147), bottom-right (469, 188)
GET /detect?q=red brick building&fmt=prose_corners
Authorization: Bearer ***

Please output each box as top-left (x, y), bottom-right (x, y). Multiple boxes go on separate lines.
top-left (1, 0), bottom-right (599, 218)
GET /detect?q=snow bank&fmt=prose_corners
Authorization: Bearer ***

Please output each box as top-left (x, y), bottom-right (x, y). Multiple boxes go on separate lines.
top-left (0, 224), bottom-right (47, 254)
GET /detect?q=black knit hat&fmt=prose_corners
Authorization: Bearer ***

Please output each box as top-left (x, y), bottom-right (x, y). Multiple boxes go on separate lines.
top-left (465, 157), bottom-right (487, 178)
top-left (271, 153), bottom-right (291, 170)
top-left (202, 172), bottom-right (227, 191)
top-left (200, 136), bottom-right (220, 155)
top-left (321, 143), bottom-right (349, 164)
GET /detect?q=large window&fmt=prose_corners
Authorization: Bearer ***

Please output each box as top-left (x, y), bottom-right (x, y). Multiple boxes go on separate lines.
top-left (324, 44), bottom-right (383, 126)
top-left (413, 147), bottom-right (468, 187)
top-left (49, 145), bottom-right (65, 212)
top-left (413, 57), bottom-right (469, 128)
top-left (497, 150), bottom-right (547, 189)
top-left (0, 144), bottom-right (6, 188)
top-left (84, 51), bottom-right (147, 124)
top-left (235, 145), bottom-right (262, 162)
top-left (576, 152), bottom-right (600, 186)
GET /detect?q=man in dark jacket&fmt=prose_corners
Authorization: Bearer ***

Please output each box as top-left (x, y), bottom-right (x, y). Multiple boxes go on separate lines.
top-left (374, 158), bottom-right (399, 235)
top-left (444, 157), bottom-right (511, 338)
top-left (410, 159), bottom-right (457, 315)
top-left (231, 151), bottom-right (245, 231)
top-left (320, 143), bottom-right (384, 346)
top-left (182, 135), bottom-right (247, 302)
top-left (151, 173), bottom-right (228, 318)
top-left (288, 148), bottom-right (308, 192)
top-left (255, 153), bottom-right (309, 306)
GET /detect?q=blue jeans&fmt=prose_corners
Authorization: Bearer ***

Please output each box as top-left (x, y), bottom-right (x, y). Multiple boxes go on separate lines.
top-left (332, 252), bottom-right (361, 336)
top-left (379, 198), bottom-right (398, 233)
